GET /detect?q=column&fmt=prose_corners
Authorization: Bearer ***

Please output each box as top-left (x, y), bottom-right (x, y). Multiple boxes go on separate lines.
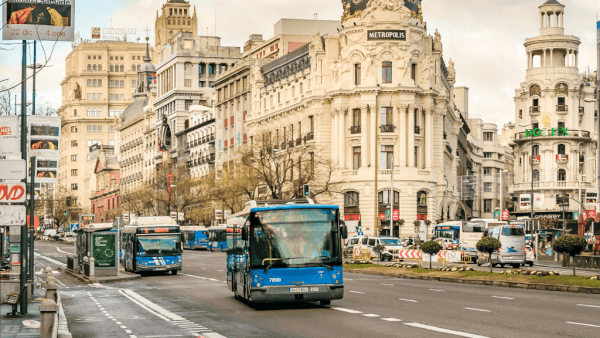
top-left (550, 48), bottom-right (553, 67)
top-left (425, 109), bottom-right (433, 170)
top-left (332, 110), bottom-right (339, 166)
top-left (543, 49), bottom-right (547, 67)
top-left (370, 105), bottom-right (377, 167)
top-left (575, 51), bottom-right (578, 68)
top-left (361, 106), bottom-right (368, 168)
top-left (339, 109), bottom-right (346, 170)
top-left (408, 105), bottom-right (415, 168)
top-left (393, 106), bottom-right (401, 167)
top-left (540, 13), bottom-right (544, 29)
top-left (398, 105), bottom-right (407, 167)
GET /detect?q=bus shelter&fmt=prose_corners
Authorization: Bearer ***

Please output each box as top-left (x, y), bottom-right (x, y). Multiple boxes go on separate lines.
top-left (74, 223), bottom-right (118, 277)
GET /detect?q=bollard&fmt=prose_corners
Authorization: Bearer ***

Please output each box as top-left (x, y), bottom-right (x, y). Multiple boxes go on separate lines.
top-left (89, 257), bottom-right (95, 277)
top-left (39, 298), bottom-right (58, 338)
top-left (45, 283), bottom-right (59, 303)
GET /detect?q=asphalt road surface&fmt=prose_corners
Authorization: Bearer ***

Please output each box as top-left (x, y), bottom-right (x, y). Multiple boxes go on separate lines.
top-left (34, 240), bottom-right (600, 338)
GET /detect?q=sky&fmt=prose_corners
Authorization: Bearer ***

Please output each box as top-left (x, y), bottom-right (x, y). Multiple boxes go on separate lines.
top-left (1, 0), bottom-right (599, 128)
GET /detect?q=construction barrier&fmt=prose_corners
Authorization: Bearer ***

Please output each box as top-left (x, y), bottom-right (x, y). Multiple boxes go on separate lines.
top-left (392, 250), bottom-right (423, 267)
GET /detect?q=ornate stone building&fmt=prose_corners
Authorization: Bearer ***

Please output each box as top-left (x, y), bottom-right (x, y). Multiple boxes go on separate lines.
top-left (245, 0), bottom-right (466, 237)
top-left (511, 0), bottom-right (598, 222)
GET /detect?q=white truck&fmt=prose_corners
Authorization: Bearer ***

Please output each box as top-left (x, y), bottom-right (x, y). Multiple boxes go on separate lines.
top-left (43, 229), bottom-right (57, 240)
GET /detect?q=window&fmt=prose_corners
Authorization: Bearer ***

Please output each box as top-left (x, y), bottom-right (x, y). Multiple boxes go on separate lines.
top-left (87, 64), bottom-right (91, 71)
top-left (93, 126), bottom-right (97, 133)
top-left (71, 155), bottom-right (78, 161)
top-left (484, 152), bottom-right (492, 158)
top-left (120, 95), bottom-right (124, 101)
top-left (558, 97), bottom-right (566, 106)
top-left (381, 145), bottom-right (394, 169)
top-left (98, 65), bottom-right (102, 71)
top-left (484, 182), bottom-right (493, 193)
top-left (109, 140), bottom-right (115, 146)
top-left (87, 79), bottom-right (92, 87)
top-left (354, 63), bottom-right (361, 85)
top-left (185, 79), bottom-right (192, 87)
top-left (484, 199), bottom-right (492, 213)
top-left (533, 169), bottom-right (540, 182)
top-left (98, 109), bottom-right (102, 117)
top-left (73, 109), bottom-right (77, 117)
top-left (120, 65), bottom-right (124, 72)
top-left (98, 126), bottom-right (102, 133)
top-left (120, 81), bottom-right (124, 88)
top-left (344, 191), bottom-right (359, 207)
top-left (87, 109), bottom-right (92, 117)
top-left (71, 140), bottom-right (78, 147)
top-left (411, 63), bottom-right (416, 80)
top-left (558, 122), bottom-right (565, 134)
top-left (484, 132), bottom-right (494, 142)
top-left (378, 190), bottom-right (399, 205)
top-left (110, 126), bottom-right (114, 132)
top-left (71, 169), bottom-right (78, 176)
top-left (353, 147), bottom-right (361, 170)
top-left (381, 107), bottom-right (392, 127)
top-left (70, 126), bottom-right (77, 133)
top-left (199, 63), bottom-right (204, 74)
top-left (483, 167), bottom-right (492, 175)
top-left (532, 145), bottom-right (539, 156)
top-left (132, 80), bottom-right (137, 87)
top-left (557, 169), bottom-right (566, 181)
top-left (109, 109), bottom-right (114, 117)
top-left (87, 126), bottom-right (92, 132)
top-left (353, 108), bottom-right (361, 127)
top-left (558, 144), bottom-right (565, 155)
top-left (382, 61), bottom-right (392, 83)
top-left (209, 64), bottom-right (215, 75)
top-left (71, 184), bottom-right (78, 190)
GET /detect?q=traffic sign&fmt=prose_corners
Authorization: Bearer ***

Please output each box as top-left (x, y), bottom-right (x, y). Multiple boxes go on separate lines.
top-left (70, 223), bottom-right (79, 232)
top-left (0, 182), bottom-right (26, 203)
top-left (358, 231), bottom-right (364, 236)
top-left (0, 205), bottom-right (26, 225)
top-left (0, 160), bottom-right (26, 180)
top-left (27, 215), bottom-right (40, 229)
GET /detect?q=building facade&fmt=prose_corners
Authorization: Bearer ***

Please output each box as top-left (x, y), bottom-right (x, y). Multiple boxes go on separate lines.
top-left (89, 147), bottom-right (121, 223)
top-left (57, 40), bottom-right (150, 214)
top-left (180, 105), bottom-right (216, 179)
top-left (511, 0), bottom-right (597, 224)
top-left (243, 0), bottom-right (469, 237)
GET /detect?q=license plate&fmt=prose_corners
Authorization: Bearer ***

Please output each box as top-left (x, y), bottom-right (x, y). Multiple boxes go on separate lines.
top-left (155, 267), bottom-right (166, 271)
top-left (289, 287), bottom-right (319, 293)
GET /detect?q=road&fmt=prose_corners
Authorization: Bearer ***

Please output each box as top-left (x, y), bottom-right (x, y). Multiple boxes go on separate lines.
top-left (34, 240), bottom-right (600, 338)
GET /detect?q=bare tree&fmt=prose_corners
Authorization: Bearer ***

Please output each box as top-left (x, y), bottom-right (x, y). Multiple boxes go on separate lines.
top-left (35, 101), bottom-right (57, 116)
top-left (0, 87), bottom-right (14, 116)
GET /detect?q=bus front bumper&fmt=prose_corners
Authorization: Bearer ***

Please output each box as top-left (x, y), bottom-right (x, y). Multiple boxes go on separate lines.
top-left (136, 262), bottom-right (182, 272)
top-left (249, 284), bottom-right (344, 303)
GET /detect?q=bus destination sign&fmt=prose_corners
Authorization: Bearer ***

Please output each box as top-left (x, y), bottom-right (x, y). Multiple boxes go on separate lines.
top-left (138, 226), bottom-right (179, 234)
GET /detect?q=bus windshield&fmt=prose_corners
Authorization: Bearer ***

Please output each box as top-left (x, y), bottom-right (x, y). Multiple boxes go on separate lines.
top-left (502, 227), bottom-right (525, 237)
top-left (137, 235), bottom-right (181, 255)
top-left (380, 238), bottom-right (401, 246)
top-left (435, 228), bottom-right (458, 240)
top-left (250, 208), bottom-right (340, 268)
top-left (463, 222), bottom-right (485, 233)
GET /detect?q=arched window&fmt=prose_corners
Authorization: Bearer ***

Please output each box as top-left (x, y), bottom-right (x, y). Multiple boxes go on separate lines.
top-left (532, 145), bottom-right (539, 156)
top-left (417, 191), bottom-right (428, 220)
top-left (109, 109), bottom-right (114, 117)
top-left (73, 109), bottom-right (78, 117)
top-left (93, 64), bottom-right (97, 71)
top-left (132, 64), bottom-right (136, 71)
top-left (557, 169), bottom-right (566, 181)
top-left (110, 65), bottom-right (114, 72)
top-left (87, 64), bottom-right (91, 71)
top-left (120, 65), bottom-right (124, 72)
top-left (344, 192), bottom-right (359, 207)
top-left (558, 144), bottom-right (565, 155)
top-left (98, 65), bottom-right (102, 71)
top-left (87, 109), bottom-right (92, 117)
top-left (93, 109), bottom-right (97, 116)
top-left (120, 109), bottom-right (124, 116)
top-left (378, 191), bottom-right (399, 205)
top-left (533, 169), bottom-right (540, 182)
top-left (137, 64), bottom-right (141, 71)
top-left (98, 109), bottom-right (102, 117)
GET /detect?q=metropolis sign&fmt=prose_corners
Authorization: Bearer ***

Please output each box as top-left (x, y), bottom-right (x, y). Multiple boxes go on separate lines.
top-left (367, 30), bottom-right (406, 41)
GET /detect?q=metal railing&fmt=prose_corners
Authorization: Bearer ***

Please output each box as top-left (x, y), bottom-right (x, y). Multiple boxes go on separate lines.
top-left (380, 125), bottom-right (395, 133)
top-left (350, 126), bottom-right (361, 134)
top-left (557, 105), bottom-right (568, 112)
top-left (530, 106), bottom-right (540, 114)
top-left (306, 132), bottom-right (314, 141)
top-left (414, 126), bottom-right (421, 134)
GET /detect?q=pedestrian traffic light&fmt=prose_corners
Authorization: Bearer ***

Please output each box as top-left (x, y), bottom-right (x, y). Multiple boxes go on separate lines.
top-left (64, 210), bottom-right (67, 216)
top-left (66, 197), bottom-right (71, 207)
top-left (303, 184), bottom-right (310, 196)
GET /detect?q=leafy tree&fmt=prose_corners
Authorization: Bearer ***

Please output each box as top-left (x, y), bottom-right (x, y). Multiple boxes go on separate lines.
top-left (476, 237), bottom-right (501, 273)
top-left (421, 240), bottom-right (442, 269)
top-left (553, 235), bottom-right (587, 276)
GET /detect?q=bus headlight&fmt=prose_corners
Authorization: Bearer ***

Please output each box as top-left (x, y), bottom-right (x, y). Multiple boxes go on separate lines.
top-left (335, 280), bottom-right (339, 284)
top-left (257, 283), bottom-right (261, 287)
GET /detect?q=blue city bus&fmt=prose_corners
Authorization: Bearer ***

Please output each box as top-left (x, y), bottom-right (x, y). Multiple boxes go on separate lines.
top-left (181, 226), bottom-right (209, 250)
top-left (207, 225), bottom-right (227, 252)
top-left (434, 224), bottom-right (461, 242)
top-left (227, 199), bottom-right (348, 306)
top-left (121, 217), bottom-right (183, 275)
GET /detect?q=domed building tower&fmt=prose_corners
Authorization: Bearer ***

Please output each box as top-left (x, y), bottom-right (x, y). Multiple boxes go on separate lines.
top-left (511, 1), bottom-right (598, 234)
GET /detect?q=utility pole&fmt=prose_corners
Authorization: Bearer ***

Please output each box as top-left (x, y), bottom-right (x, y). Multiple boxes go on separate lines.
top-left (29, 157), bottom-right (36, 283)
top-left (596, 19), bottom-right (600, 220)
top-left (19, 40), bottom-right (28, 314)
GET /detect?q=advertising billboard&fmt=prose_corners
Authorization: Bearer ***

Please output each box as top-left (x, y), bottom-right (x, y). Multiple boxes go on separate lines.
top-left (3, 0), bottom-right (76, 41)
top-left (0, 116), bottom-right (20, 157)
top-left (93, 233), bottom-right (116, 268)
top-left (35, 157), bottom-right (58, 183)
top-left (28, 116), bottom-right (61, 158)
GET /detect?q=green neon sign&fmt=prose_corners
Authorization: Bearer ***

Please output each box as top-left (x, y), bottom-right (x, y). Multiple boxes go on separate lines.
top-left (525, 128), bottom-right (568, 137)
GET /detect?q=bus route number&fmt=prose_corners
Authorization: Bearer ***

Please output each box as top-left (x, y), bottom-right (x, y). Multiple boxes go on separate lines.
top-left (269, 278), bottom-right (281, 283)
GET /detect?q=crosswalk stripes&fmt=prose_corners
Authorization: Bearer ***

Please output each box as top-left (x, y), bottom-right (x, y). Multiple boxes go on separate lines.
top-left (172, 319), bottom-right (212, 333)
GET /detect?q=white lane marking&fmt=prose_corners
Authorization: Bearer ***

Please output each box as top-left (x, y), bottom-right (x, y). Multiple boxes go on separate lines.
top-left (203, 333), bottom-right (228, 338)
top-left (332, 307), bottom-right (363, 314)
top-left (217, 270), bottom-right (224, 272)
top-left (116, 322), bottom-right (123, 325)
top-left (183, 274), bottom-right (208, 280)
top-left (125, 330), bottom-right (133, 334)
top-left (492, 296), bottom-right (514, 300)
top-left (399, 298), bottom-right (418, 303)
top-left (428, 289), bottom-right (446, 292)
top-left (404, 323), bottom-right (490, 338)
top-left (381, 318), bottom-right (402, 322)
top-left (566, 322), bottom-right (600, 328)
top-left (577, 304), bottom-right (600, 309)
top-left (118, 290), bottom-right (172, 322)
top-left (120, 326), bottom-right (128, 329)
top-left (146, 336), bottom-right (183, 338)
top-left (349, 291), bottom-right (365, 294)
top-left (34, 253), bottom-right (64, 266)
top-left (362, 314), bottom-right (380, 317)
top-left (465, 308), bottom-right (491, 313)
top-left (130, 336), bottom-right (137, 338)
top-left (381, 283), bottom-right (394, 286)
top-left (53, 245), bottom-right (74, 254)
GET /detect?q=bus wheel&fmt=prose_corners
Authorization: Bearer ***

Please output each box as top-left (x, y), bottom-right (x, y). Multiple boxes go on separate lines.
top-left (172, 270), bottom-right (178, 275)
top-left (320, 300), bottom-right (331, 306)
top-left (511, 264), bottom-right (520, 269)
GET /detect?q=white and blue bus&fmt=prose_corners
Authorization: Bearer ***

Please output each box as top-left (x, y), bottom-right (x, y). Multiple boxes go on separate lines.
top-left (121, 217), bottom-right (182, 275)
top-left (181, 226), bottom-right (209, 250)
top-left (207, 225), bottom-right (227, 252)
top-left (226, 199), bottom-right (348, 306)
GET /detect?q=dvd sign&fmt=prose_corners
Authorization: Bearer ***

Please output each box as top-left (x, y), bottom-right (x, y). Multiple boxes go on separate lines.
top-left (0, 183), bottom-right (26, 203)
top-left (367, 30), bottom-right (406, 41)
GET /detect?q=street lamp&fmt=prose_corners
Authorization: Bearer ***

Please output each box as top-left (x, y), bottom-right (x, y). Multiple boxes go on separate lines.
top-left (520, 123), bottom-right (535, 224)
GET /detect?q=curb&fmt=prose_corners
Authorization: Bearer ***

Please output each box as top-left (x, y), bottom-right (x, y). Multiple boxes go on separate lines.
top-left (58, 267), bottom-right (141, 284)
top-left (345, 268), bottom-right (600, 294)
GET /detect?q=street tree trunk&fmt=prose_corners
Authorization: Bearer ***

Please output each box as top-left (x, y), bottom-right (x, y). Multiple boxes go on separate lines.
top-left (489, 254), bottom-right (493, 273)
top-left (429, 256), bottom-right (432, 269)
top-left (572, 256), bottom-right (576, 276)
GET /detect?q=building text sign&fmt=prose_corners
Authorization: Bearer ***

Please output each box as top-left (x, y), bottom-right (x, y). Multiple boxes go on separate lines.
top-left (367, 30), bottom-right (406, 41)
top-left (525, 128), bottom-right (568, 137)
top-left (0, 182), bottom-right (26, 203)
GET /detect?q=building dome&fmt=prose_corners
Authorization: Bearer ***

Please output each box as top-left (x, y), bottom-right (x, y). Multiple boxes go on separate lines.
top-left (341, 0), bottom-right (421, 22)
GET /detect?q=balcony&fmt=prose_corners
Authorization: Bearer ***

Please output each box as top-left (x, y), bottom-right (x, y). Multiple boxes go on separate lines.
top-left (557, 105), bottom-right (568, 114)
top-left (350, 126), bottom-right (361, 134)
top-left (296, 138), bottom-right (302, 146)
top-left (380, 124), bottom-right (395, 133)
top-left (414, 126), bottom-right (421, 134)
top-left (307, 132), bottom-right (314, 141)
top-left (288, 140), bottom-right (294, 149)
top-left (556, 154), bottom-right (568, 163)
top-left (530, 106), bottom-right (540, 115)
top-left (530, 155), bottom-right (540, 164)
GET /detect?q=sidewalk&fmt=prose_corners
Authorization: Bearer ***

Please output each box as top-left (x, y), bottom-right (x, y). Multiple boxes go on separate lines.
top-left (534, 261), bottom-right (600, 275)
top-left (59, 266), bottom-right (141, 283)
top-left (1, 301), bottom-right (42, 338)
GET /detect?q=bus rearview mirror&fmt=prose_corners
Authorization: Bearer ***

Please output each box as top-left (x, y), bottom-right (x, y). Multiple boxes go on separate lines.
top-left (341, 225), bottom-right (348, 239)
top-left (241, 227), bottom-right (248, 241)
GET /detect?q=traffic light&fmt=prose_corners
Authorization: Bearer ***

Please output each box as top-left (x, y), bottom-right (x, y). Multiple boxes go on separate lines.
top-left (303, 184), bottom-right (310, 197)
top-left (64, 210), bottom-right (67, 216)
top-left (66, 197), bottom-right (72, 207)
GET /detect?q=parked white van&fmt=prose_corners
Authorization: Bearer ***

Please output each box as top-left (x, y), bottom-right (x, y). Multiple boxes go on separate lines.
top-left (477, 224), bottom-right (526, 268)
